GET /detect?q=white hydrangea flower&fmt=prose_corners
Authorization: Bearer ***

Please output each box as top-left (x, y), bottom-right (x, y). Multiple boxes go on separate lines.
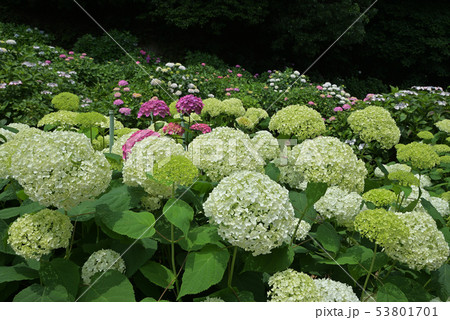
top-left (314, 186), bottom-right (364, 228)
top-left (401, 186), bottom-right (449, 217)
top-left (81, 249), bottom-right (126, 285)
top-left (188, 127), bottom-right (265, 182)
top-left (203, 171), bottom-right (310, 256)
top-left (202, 297), bottom-right (225, 302)
top-left (313, 278), bottom-right (359, 302)
top-left (374, 163), bottom-right (411, 178)
top-left (9, 131), bottom-right (111, 211)
top-left (267, 269), bottom-right (321, 302)
top-left (251, 131), bottom-right (280, 162)
top-left (0, 128), bottom-right (16, 142)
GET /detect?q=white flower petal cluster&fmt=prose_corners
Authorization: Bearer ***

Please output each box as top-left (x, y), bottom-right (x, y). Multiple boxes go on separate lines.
top-left (289, 137), bottom-right (367, 192)
top-left (0, 128), bottom-right (15, 142)
top-left (7, 209), bottom-right (73, 260)
top-left (81, 249), bottom-right (126, 285)
top-left (122, 136), bottom-right (185, 199)
top-left (314, 278), bottom-right (359, 302)
top-left (108, 132), bottom-right (135, 156)
top-left (202, 297), bottom-right (225, 302)
top-left (251, 131), bottom-right (280, 162)
top-left (314, 186), bottom-right (364, 228)
top-left (9, 131), bottom-right (111, 210)
top-left (0, 123), bottom-right (31, 142)
top-left (267, 269), bottom-right (321, 302)
top-left (203, 171), bottom-right (310, 256)
top-left (188, 127), bottom-right (265, 182)
top-left (374, 163), bottom-right (411, 178)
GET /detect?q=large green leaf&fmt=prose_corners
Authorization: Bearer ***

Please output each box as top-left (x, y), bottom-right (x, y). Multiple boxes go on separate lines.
top-left (314, 222), bottom-right (341, 254)
top-left (242, 244), bottom-right (294, 274)
top-left (111, 238), bottom-right (158, 277)
top-left (140, 261), bottom-right (175, 289)
top-left (13, 284), bottom-right (70, 302)
top-left (264, 162), bottom-right (280, 182)
top-left (100, 209), bottom-right (156, 239)
top-left (163, 198), bottom-right (194, 236)
top-left (39, 258), bottom-right (80, 299)
top-left (431, 264), bottom-right (450, 302)
top-left (377, 283), bottom-right (408, 302)
top-left (0, 201), bottom-right (44, 219)
top-left (178, 245), bottom-right (230, 299)
top-left (305, 182), bottom-right (328, 207)
top-left (178, 225), bottom-right (224, 251)
top-left (384, 276), bottom-right (432, 302)
top-left (0, 263), bottom-right (39, 283)
top-left (0, 220), bottom-right (15, 254)
top-left (77, 270), bottom-right (135, 302)
top-left (96, 184), bottom-right (132, 213)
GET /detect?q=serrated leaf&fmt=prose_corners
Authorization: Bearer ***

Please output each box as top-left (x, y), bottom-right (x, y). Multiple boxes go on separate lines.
top-left (140, 261), bottom-right (175, 289)
top-left (77, 270), bottom-right (135, 302)
top-left (163, 198), bottom-right (194, 236)
top-left (14, 284), bottom-right (70, 302)
top-left (39, 258), bottom-right (80, 299)
top-left (178, 245), bottom-right (230, 299)
top-left (242, 244), bottom-right (294, 274)
top-left (0, 263), bottom-right (39, 283)
top-left (100, 209), bottom-right (156, 239)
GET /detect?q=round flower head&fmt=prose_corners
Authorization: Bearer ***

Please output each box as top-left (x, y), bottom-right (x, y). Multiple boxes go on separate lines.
top-left (314, 186), bottom-right (363, 228)
top-left (347, 106), bottom-right (400, 149)
top-left (388, 171), bottom-right (420, 186)
top-left (51, 92), bottom-right (79, 111)
top-left (75, 112), bottom-right (120, 129)
top-left (362, 189), bottom-right (397, 207)
top-left (201, 98), bottom-right (224, 118)
top-left (417, 131), bottom-right (434, 140)
top-left (433, 144), bottom-right (450, 155)
top-left (0, 128), bottom-right (16, 142)
top-left (313, 278), bottom-right (359, 302)
top-left (0, 123), bottom-right (32, 143)
top-left (267, 269), bottom-right (321, 302)
top-left (122, 136), bottom-right (185, 198)
top-left (401, 186), bottom-right (449, 217)
top-left (251, 130), bottom-right (280, 162)
top-left (162, 122), bottom-right (184, 135)
top-left (9, 131), bottom-right (112, 211)
top-left (190, 123), bottom-right (211, 134)
top-left (153, 155), bottom-right (198, 186)
top-left (289, 136), bottom-right (367, 193)
top-left (435, 119), bottom-right (450, 133)
top-left (119, 107), bottom-right (131, 116)
top-left (37, 110), bottom-right (79, 127)
top-left (374, 163), bottom-right (411, 178)
top-left (7, 209), bottom-right (73, 260)
top-left (176, 95), bottom-right (204, 115)
top-left (441, 191), bottom-right (450, 202)
top-left (221, 98), bottom-right (245, 117)
top-left (138, 99), bottom-right (171, 118)
top-left (81, 249), bottom-right (126, 285)
top-left (244, 108), bottom-right (269, 124)
top-left (118, 80), bottom-right (129, 86)
top-left (122, 129), bottom-right (160, 160)
top-left (203, 171), bottom-right (311, 256)
top-left (441, 155), bottom-right (450, 164)
top-left (269, 105), bottom-right (326, 140)
top-left (188, 127), bottom-right (265, 182)
top-left (396, 142), bottom-right (440, 170)
top-left (236, 116), bottom-right (255, 129)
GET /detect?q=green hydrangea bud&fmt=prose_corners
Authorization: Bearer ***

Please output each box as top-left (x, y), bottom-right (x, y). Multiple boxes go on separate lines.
top-left (37, 110), bottom-right (79, 127)
top-left (235, 116), bottom-right (255, 129)
top-left (388, 171), bottom-right (420, 186)
top-left (440, 155), bottom-right (450, 164)
top-left (153, 155), bottom-right (198, 186)
top-left (362, 189), bottom-right (397, 207)
top-left (417, 131), bottom-right (434, 140)
top-left (433, 144), bottom-right (450, 154)
top-left (396, 142), bottom-right (440, 170)
top-left (51, 92), bottom-right (79, 111)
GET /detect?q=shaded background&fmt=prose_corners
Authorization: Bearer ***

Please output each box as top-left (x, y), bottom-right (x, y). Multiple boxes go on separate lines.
top-left (1, 0), bottom-right (449, 95)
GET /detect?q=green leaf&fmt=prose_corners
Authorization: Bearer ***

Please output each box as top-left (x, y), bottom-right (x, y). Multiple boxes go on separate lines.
top-left (0, 220), bottom-right (15, 254)
top-left (431, 264), bottom-right (450, 302)
top-left (14, 284), bottom-right (70, 302)
top-left (178, 225), bottom-right (224, 251)
top-left (242, 244), bottom-right (294, 274)
top-left (103, 152), bottom-right (123, 166)
top-left (315, 222), bottom-right (341, 254)
top-left (0, 263), bottom-right (39, 283)
top-left (375, 160), bottom-right (389, 177)
top-left (289, 191), bottom-right (307, 215)
top-left (67, 199), bottom-right (97, 221)
top-left (382, 276), bottom-right (432, 302)
top-left (319, 246), bottom-right (371, 265)
top-left (77, 270), bottom-right (135, 302)
top-left (305, 182), bottom-right (328, 207)
top-left (0, 201), bottom-right (45, 219)
top-left (140, 261), bottom-right (175, 289)
top-left (111, 238), bottom-right (158, 277)
top-left (39, 258), bottom-right (80, 299)
top-left (96, 184), bottom-right (131, 213)
top-left (264, 162), bottom-right (280, 182)
top-left (377, 283), bottom-right (408, 302)
top-left (163, 198), bottom-right (194, 236)
top-left (178, 245), bottom-right (230, 299)
top-left (100, 209), bottom-right (156, 239)
top-left (421, 198), bottom-right (446, 228)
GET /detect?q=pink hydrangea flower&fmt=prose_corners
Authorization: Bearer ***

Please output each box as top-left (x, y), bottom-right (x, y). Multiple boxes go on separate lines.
top-left (308, 101), bottom-right (316, 105)
top-left (328, 116), bottom-right (336, 121)
top-left (327, 94), bottom-right (332, 98)
top-left (237, 73), bottom-right (242, 77)
top-left (316, 85), bottom-right (323, 90)
top-left (226, 92), bottom-right (231, 96)
top-left (190, 123), bottom-right (211, 134)
top-left (140, 50), bottom-right (146, 55)
top-left (59, 54), bottom-right (66, 58)
top-left (218, 76), bottom-right (223, 79)
top-left (284, 97), bottom-right (288, 101)
top-left (136, 61), bottom-right (140, 64)
top-left (176, 95), bottom-right (203, 115)
top-left (122, 129), bottom-right (160, 160)
top-left (320, 94), bottom-right (325, 98)
top-left (201, 63), bottom-right (206, 66)
top-left (228, 69), bottom-right (233, 73)
top-left (45, 60), bottom-right (51, 64)
top-left (334, 107), bottom-right (343, 112)
top-left (235, 65), bottom-right (241, 68)
top-left (138, 99), bottom-right (171, 118)
top-left (114, 92), bottom-right (122, 98)
top-left (113, 87), bottom-right (120, 91)
top-left (81, 53), bottom-right (87, 56)
top-left (123, 87), bottom-right (130, 92)
top-left (342, 104), bottom-right (351, 110)
top-left (163, 122), bottom-right (185, 135)
top-left (118, 80), bottom-right (129, 86)
top-left (234, 88), bottom-right (240, 92)
top-left (113, 99), bottom-right (124, 106)
top-left (119, 107), bottom-right (131, 115)
top-left (68, 51), bottom-right (74, 55)
top-left (80, 56), bottom-right (85, 59)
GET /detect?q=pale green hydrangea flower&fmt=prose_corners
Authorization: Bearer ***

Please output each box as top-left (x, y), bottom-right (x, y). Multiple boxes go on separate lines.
top-left (201, 98), bottom-right (223, 118)
top-left (203, 171), bottom-right (310, 256)
top-left (51, 92), bottom-right (79, 111)
top-left (374, 163), bottom-right (411, 178)
top-left (289, 136), bottom-right (367, 193)
top-left (221, 98), bottom-right (245, 117)
top-left (313, 278), bottom-right (359, 302)
top-left (269, 105), bottom-right (326, 140)
top-left (401, 186), bottom-right (449, 217)
top-left (0, 128), bottom-right (16, 142)
top-left (251, 131), bottom-right (280, 162)
top-left (362, 189), bottom-right (397, 207)
top-left (115, 128), bottom-right (139, 138)
top-left (9, 131), bottom-right (111, 211)
top-left (435, 119), bottom-right (450, 133)
top-left (141, 195), bottom-right (163, 211)
top-left (417, 131), bottom-right (434, 140)
top-left (37, 110), bottom-right (79, 127)
top-left (188, 127), bottom-right (265, 182)
top-left (1, 122), bottom-right (31, 142)
top-left (244, 108), bottom-right (268, 123)
top-left (153, 155), bottom-right (198, 187)
top-left (81, 249), bottom-right (126, 285)
top-left (388, 171), bottom-right (420, 186)
top-left (236, 116), bottom-right (255, 129)
top-left (7, 209), bottom-right (73, 260)
top-left (267, 269), bottom-right (321, 302)
top-left (441, 191), bottom-right (450, 202)
top-left (440, 155), bottom-right (450, 164)
top-left (396, 142), bottom-right (440, 170)
top-left (347, 106), bottom-right (400, 149)
top-left (314, 186), bottom-right (363, 228)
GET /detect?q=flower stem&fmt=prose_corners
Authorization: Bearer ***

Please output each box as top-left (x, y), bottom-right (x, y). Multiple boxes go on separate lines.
top-left (228, 246), bottom-right (238, 288)
top-left (171, 223), bottom-right (180, 295)
top-left (362, 243), bottom-right (377, 300)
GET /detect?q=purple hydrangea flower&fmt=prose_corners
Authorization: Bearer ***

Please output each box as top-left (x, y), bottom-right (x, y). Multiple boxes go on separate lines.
top-left (138, 99), bottom-right (171, 118)
top-left (176, 95), bottom-right (204, 115)
top-left (119, 107), bottom-right (132, 115)
top-left (113, 99), bottom-right (124, 106)
top-left (118, 80), bottom-right (129, 86)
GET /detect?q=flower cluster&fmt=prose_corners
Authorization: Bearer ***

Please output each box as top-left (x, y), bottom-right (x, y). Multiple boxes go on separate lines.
top-left (362, 189), bottom-right (397, 207)
top-left (314, 279), bottom-right (359, 302)
top-left (138, 99), bottom-right (171, 118)
top-left (37, 110), bottom-right (79, 127)
top-left (433, 144), bottom-right (450, 154)
top-left (289, 136), bottom-right (367, 192)
top-left (81, 249), bottom-right (126, 285)
top-left (251, 130), bottom-right (280, 162)
top-left (314, 186), bottom-right (363, 228)
top-left (190, 123), bottom-right (211, 134)
top-left (221, 98), bottom-right (246, 117)
top-left (245, 108), bottom-right (269, 123)
top-left (162, 122), bottom-right (184, 135)
top-left (203, 171), bottom-right (310, 256)
top-left (267, 269), bottom-right (321, 302)
top-left (435, 119), bottom-right (450, 133)
top-left (388, 171), bottom-right (420, 187)
top-left (176, 95), bottom-right (203, 115)
top-left (51, 92), bottom-right (79, 111)
top-left (374, 163), bottom-right (411, 177)
top-left (7, 209), bottom-right (73, 260)
top-left (0, 127), bottom-right (16, 142)
top-left (347, 106), bottom-right (400, 149)
top-left (187, 127), bottom-right (265, 181)
top-left (396, 142), bottom-right (440, 170)
top-left (153, 155), bottom-right (198, 186)
top-left (122, 129), bottom-right (160, 160)
top-left (417, 131), bottom-right (434, 140)
top-left (235, 116), bottom-right (255, 129)
top-left (201, 98), bottom-right (223, 117)
top-left (9, 131), bottom-right (111, 210)
top-left (269, 105), bottom-right (326, 140)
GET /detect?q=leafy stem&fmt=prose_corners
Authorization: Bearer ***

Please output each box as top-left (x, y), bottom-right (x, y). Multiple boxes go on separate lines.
top-left (362, 243), bottom-right (378, 300)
